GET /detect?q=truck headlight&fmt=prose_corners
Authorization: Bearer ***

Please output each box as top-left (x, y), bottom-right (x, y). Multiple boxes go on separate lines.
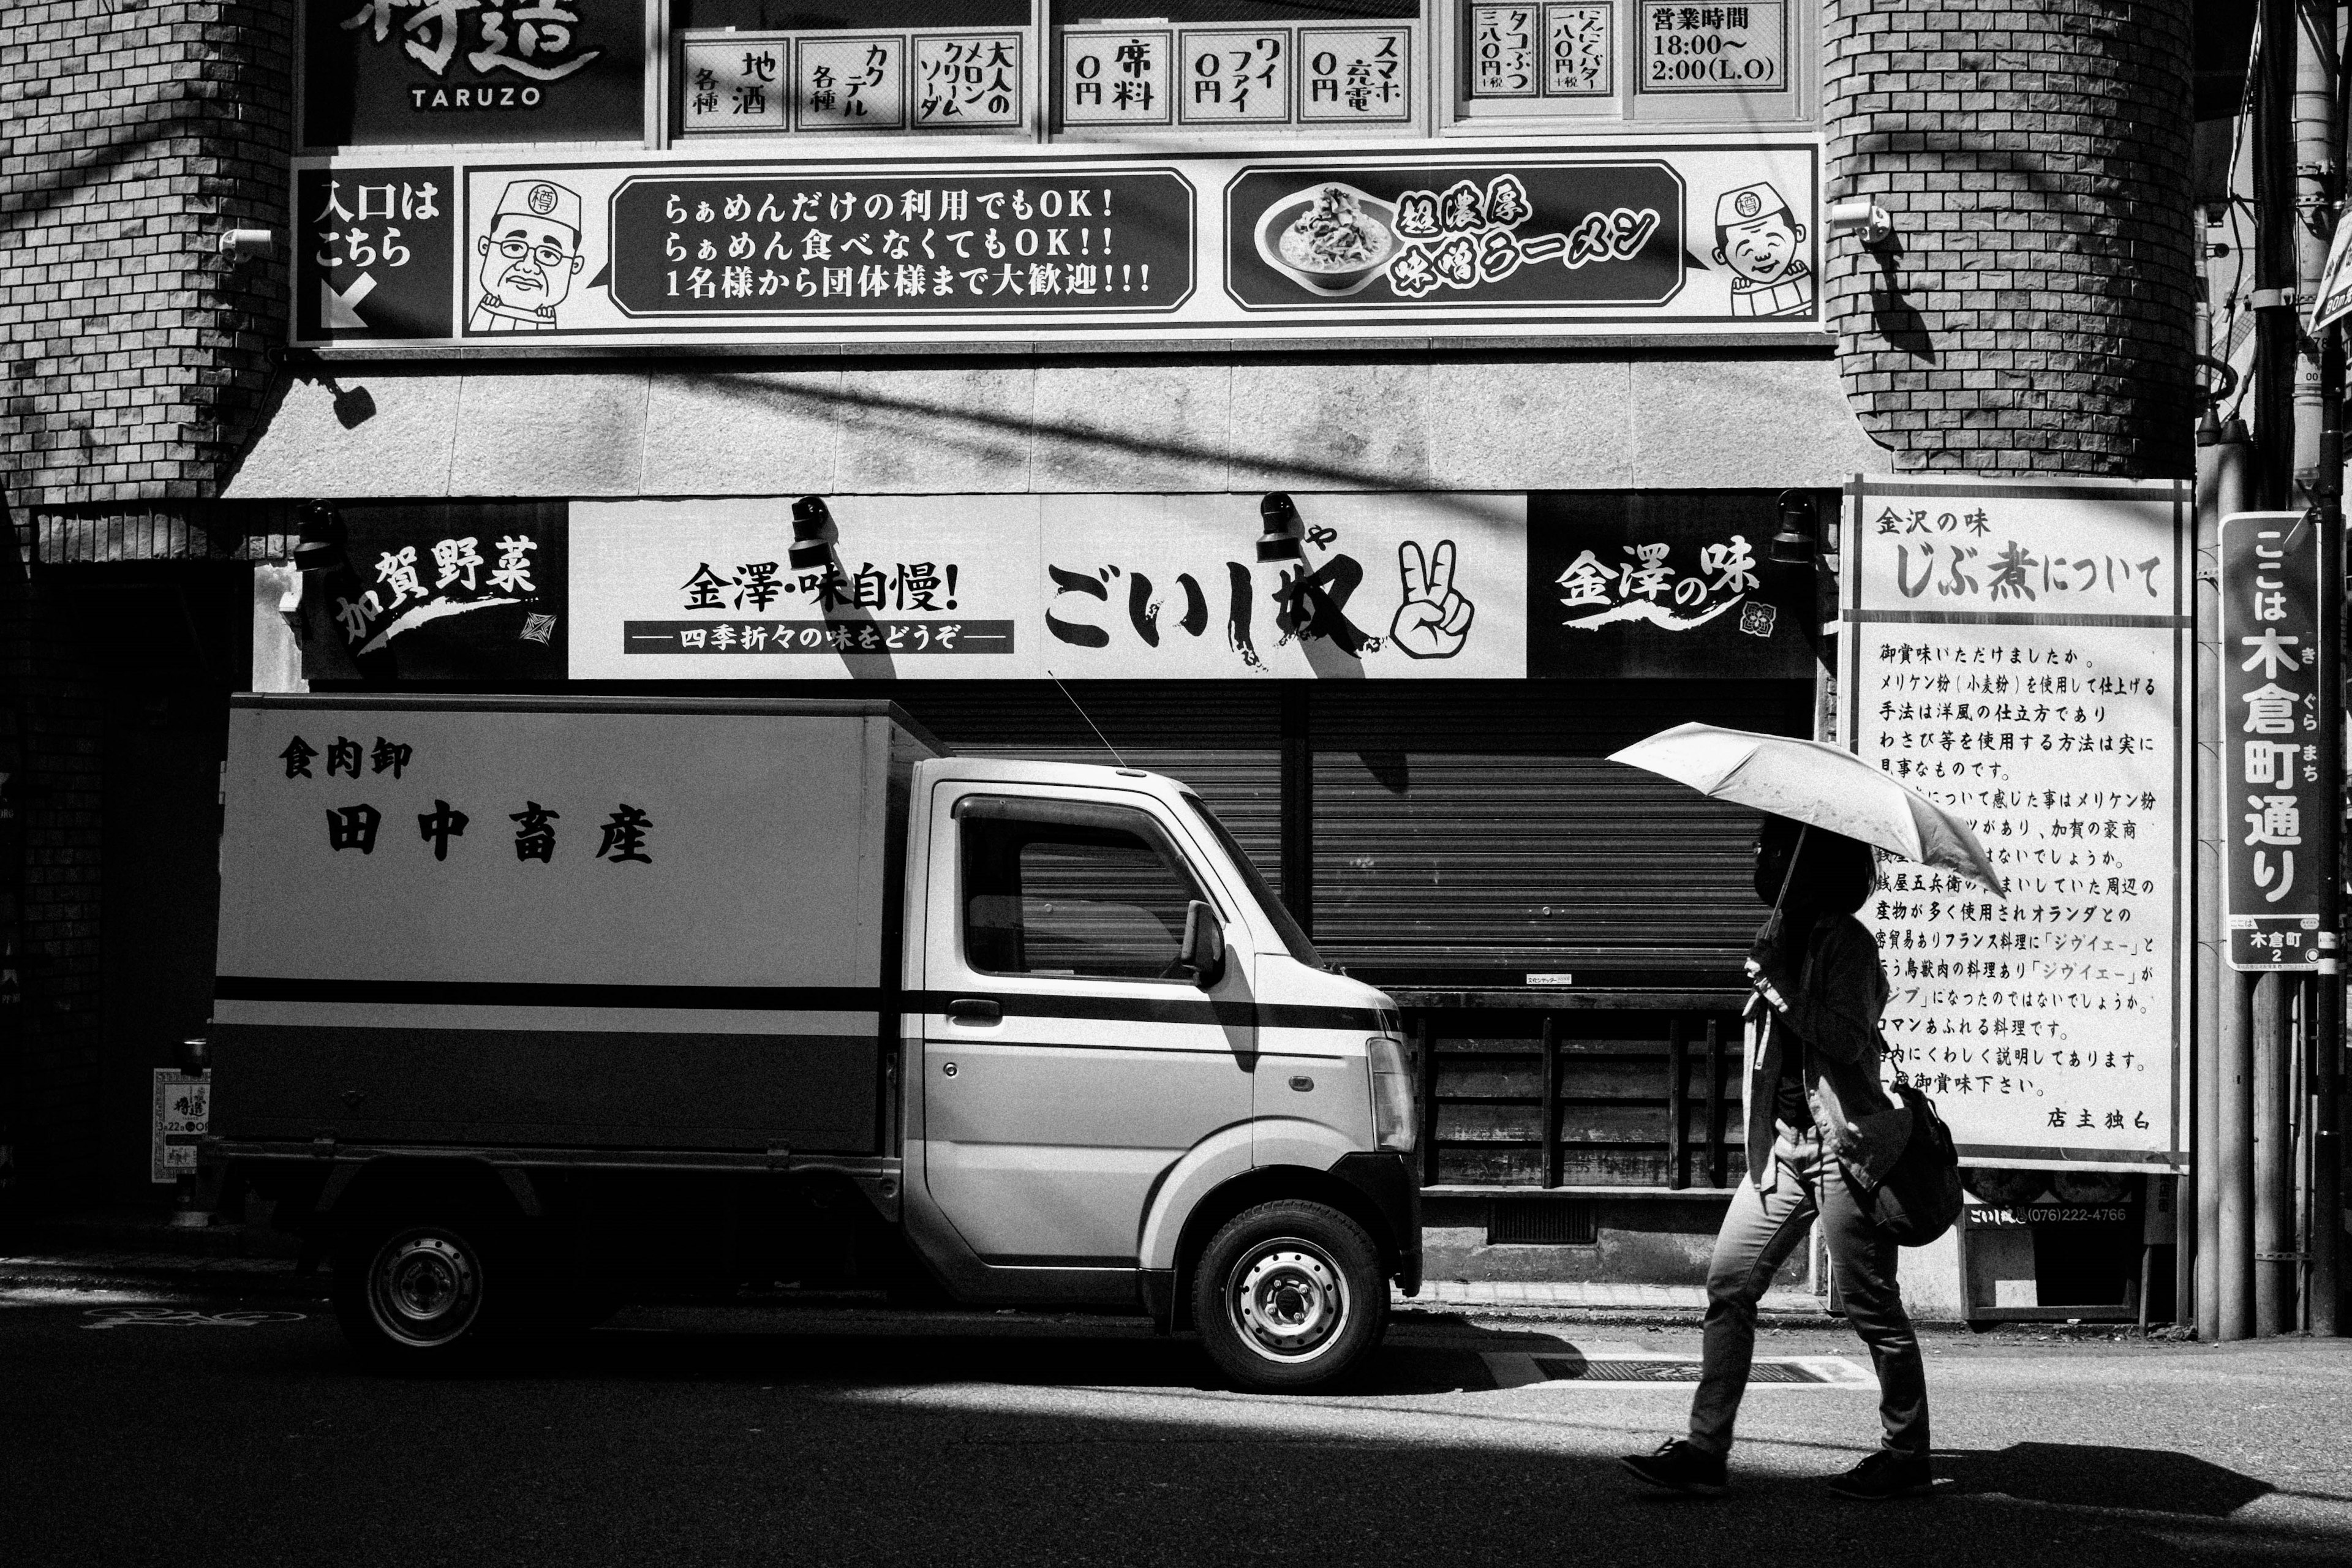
top-left (1367, 1035), bottom-right (1417, 1153)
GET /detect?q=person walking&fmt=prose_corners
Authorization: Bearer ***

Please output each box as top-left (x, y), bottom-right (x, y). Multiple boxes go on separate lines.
top-left (1619, 815), bottom-right (1932, 1501)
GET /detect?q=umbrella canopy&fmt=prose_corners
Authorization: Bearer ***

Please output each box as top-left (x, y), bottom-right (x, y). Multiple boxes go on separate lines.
top-left (1608, 722), bottom-right (2006, 897)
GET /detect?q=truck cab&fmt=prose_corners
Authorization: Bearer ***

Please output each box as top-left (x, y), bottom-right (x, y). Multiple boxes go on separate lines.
top-left (205, 696), bottom-right (1418, 1390)
top-left (902, 756), bottom-right (1421, 1384)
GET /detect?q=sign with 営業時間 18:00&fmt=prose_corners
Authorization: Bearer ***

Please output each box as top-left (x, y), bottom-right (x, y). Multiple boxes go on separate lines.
top-left (287, 137), bottom-right (1823, 349)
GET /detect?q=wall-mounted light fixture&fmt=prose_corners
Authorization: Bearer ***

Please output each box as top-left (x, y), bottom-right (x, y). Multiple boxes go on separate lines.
top-left (1826, 200), bottom-right (1893, 247)
top-left (218, 228), bottom-right (276, 260)
top-left (1256, 492), bottom-right (1305, 563)
top-left (790, 495), bottom-right (833, 570)
top-left (1769, 490), bottom-right (1817, 569)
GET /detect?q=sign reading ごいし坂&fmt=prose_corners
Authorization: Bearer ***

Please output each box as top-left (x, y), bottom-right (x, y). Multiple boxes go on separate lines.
top-left (1840, 477), bottom-right (2192, 1172)
top-left (285, 138), bottom-right (1823, 349)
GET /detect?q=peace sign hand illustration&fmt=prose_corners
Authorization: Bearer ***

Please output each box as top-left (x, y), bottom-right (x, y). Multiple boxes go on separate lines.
top-left (1389, 539), bottom-right (1475, 659)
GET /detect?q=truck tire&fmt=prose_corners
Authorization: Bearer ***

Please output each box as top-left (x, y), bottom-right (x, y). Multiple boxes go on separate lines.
top-left (333, 1216), bottom-right (499, 1365)
top-left (1193, 1199), bottom-right (1388, 1392)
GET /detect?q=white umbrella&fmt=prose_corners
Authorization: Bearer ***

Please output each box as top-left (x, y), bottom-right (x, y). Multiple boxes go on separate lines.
top-left (1607, 722), bottom-right (2006, 897)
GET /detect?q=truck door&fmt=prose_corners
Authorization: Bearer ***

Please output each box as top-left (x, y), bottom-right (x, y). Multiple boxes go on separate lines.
top-left (918, 788), bottom-right (1254, 1269)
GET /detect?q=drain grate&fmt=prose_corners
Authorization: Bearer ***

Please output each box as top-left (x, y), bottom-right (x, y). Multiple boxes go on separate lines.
top-left (1534, 1357), bottom-right (1826, 1384)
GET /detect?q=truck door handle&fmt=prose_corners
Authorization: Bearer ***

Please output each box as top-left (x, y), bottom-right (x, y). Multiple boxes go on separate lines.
top-left (946, 998), bottom-right (1001, 1026)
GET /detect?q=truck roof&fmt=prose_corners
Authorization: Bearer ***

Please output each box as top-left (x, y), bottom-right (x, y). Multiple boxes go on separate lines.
top-left (230, 691), bottom-right (946, 757)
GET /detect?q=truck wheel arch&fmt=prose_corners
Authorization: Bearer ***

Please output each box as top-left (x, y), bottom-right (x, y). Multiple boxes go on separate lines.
top-left (1164, 1165), bottom-right (1401, 1335)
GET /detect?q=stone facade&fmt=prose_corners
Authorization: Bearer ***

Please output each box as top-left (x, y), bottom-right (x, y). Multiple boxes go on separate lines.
top-left (1822, 0), bottom-right (2199, 477)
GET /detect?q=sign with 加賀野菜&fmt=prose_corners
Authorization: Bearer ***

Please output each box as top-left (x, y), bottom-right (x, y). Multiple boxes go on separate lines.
top-left (1839, 476), bottom-right (2192, 1172)
top-left (287, 137), bottom-right (1823, 349)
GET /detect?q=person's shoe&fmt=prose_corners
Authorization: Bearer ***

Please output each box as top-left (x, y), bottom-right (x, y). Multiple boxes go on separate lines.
top-left (1619, 1439), bottom-right (1727, 1496)
top-left (1826, 1449), bottom-right (1934, 1500)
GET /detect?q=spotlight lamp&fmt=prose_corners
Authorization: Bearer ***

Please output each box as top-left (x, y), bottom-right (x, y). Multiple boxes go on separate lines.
top-left (1769, 491), bottom-right (1817, 569)
top-left (1256, 492), bottom-right (1305, 564)
top-left (790, 494), bottom-right (834, 570)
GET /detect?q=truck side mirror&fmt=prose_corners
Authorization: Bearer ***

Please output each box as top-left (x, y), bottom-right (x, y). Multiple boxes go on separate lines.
top-left (1178, 900), bottom-right (1226, 987)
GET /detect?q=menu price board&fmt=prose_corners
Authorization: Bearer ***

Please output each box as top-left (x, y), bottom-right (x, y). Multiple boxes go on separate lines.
top-left (288, 138), bottom-right (1823, 349)
top-left (1840, 477), bottom-right (2191, 1171)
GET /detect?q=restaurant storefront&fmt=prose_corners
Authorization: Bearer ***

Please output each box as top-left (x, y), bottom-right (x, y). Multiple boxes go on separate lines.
top-left (219, 0), bottom-right (1897, 1286)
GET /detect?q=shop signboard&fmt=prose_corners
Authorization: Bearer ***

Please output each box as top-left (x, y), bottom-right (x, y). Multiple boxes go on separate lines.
top-left (293, 504), bottom-right (568, 684)
top-left (568, 494), bottom-right (1525, 680)
top-left (2218, 512), bottom-right (2328, 970)
top-left (301, 0), bottom-right (649, 148)
top-left (287, 138), bottom-right (1822, 349)
top-left (1839, 476), bottom-right (2192, 1171)
top-left (1525, 491), bottom-right (1817, 679)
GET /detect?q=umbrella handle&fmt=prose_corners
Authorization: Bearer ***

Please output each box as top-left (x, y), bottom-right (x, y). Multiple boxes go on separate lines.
top-left (1766, 824), bottom-right (1808, 934)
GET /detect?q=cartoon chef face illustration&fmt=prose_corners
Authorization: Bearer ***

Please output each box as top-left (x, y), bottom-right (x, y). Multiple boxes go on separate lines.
top-left (1712, 182), bottom-right (1814, 320)
top-left (469, 179), bottom-right (586, 333)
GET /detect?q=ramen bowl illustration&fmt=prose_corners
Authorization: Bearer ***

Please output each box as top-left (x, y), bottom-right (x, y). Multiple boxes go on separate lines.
top-left (1253, 183), bottom-right (1400, 297)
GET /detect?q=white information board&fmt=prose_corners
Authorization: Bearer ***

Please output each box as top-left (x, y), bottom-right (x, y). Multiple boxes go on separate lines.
top-left (1840, 477), bottom-right (2190, 1170)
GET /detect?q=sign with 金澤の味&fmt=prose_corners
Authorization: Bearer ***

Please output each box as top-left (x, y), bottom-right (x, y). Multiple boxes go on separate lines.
top-left (1840, 476), bottom-right (2191, 1172)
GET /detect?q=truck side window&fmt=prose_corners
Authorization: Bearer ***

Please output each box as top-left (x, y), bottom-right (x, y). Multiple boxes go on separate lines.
top-left (957, 797), bottom-right (1208, 981)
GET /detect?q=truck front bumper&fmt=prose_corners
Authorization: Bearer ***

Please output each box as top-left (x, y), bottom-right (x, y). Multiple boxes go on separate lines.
top-left (1330, 1150), bottom-right (1423, 1298)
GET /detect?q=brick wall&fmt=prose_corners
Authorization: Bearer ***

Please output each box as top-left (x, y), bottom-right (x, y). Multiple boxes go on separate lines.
top-left (0, 0), bottom-right (294, 513)
top-left (1, 527), bottom-right (106, 1210)
top-left (1822, 0), bottom-right (2199, 477)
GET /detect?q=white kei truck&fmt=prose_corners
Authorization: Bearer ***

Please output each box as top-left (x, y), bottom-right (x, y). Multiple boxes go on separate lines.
top-left (202, 695), bottom-right (1421, 1389)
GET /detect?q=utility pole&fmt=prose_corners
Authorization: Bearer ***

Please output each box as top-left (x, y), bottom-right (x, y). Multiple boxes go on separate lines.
top-left (2309, 0), bottom-right (2348, 1338)
top-left (2290, 0), bottom-right (2345, 1337)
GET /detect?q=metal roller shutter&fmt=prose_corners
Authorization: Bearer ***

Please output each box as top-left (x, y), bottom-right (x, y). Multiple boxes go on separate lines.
top-left (883, 681), bottom-right (1286, 899)
top-left (1310, 680), bottom-right (1814, 982)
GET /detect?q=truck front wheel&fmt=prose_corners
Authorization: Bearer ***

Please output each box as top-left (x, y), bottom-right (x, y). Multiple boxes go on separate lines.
top-left (1193, 1200), bottom-right (1388, 1392)
top-left (334, 1218), bottom-right (496, 1363)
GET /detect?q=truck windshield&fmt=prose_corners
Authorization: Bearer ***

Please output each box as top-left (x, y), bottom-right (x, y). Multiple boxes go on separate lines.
top-left (1179, 793), bottom-right (1325, 970)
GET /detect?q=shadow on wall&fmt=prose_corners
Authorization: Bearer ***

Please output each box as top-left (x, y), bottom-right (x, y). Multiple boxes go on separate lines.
top-left (1869, 239), bottom-right (1938, 365)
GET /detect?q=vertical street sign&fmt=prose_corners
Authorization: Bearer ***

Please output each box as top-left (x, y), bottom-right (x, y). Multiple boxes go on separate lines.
top-left (2221, 511), bottom-right (2328, 970)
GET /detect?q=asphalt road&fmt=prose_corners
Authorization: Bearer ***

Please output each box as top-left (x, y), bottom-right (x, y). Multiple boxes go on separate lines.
top-left (2, 1281), bottom-right (2348, 1568)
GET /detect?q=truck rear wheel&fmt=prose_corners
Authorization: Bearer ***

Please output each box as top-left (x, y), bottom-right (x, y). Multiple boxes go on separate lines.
top-left (333, 1217), bottom-right (497, 1364)
top-left (1193, 1199), bottom-right (1388, 1392)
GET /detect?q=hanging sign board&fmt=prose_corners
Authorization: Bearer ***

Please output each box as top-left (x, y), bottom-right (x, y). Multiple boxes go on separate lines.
top-left (2310, 220), bottom-right (2352, 337)
top-left (1840, 477), bottom-right (2191, 1172)
top-left (288, 138), bottom-right (1823, 349)
top-left (567, 494), bottom-right (1527, 680)
top-left (2219, 511), bottom-right (2328, 970)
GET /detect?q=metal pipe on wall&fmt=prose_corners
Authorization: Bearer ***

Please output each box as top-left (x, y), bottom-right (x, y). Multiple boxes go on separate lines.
top-left (2203, 419), bottom-right (2253, 1340)
top-left (2255, 971), bottom-right (2296, 1331)
top-left (2221, 966), bottom-right (2258, 1341)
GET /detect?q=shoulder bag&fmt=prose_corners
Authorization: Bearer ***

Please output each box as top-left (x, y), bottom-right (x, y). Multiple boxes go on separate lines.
top-left (1865, 1078), bottom-right (1963, 1246)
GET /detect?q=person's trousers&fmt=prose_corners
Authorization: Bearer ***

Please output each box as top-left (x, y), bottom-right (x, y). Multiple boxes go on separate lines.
top-left (1687, 1131), bottom-right (1929, 1457)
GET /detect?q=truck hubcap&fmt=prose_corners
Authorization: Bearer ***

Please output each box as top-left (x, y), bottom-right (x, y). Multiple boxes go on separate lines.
top-left (369, 1232), bottom-right (481, 1345)
top-left (1229, 1240), bottom-right (1347, 1361)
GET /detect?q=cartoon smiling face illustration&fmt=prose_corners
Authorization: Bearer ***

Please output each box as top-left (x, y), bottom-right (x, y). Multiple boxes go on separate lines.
top-left (470, 180), bottom-right (587, 333)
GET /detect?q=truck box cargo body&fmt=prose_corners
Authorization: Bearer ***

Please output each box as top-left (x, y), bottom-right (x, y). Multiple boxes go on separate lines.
top-left (213, 698), bottom-right (916, 1157)
top-left (208, 695), bottom-right (1420, 1389)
